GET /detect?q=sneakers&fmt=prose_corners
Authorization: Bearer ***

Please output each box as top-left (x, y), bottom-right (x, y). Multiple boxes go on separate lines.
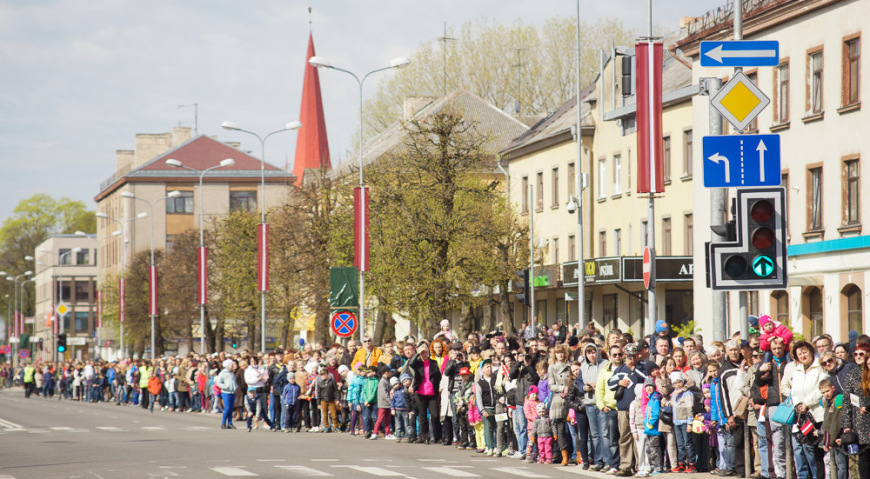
top-left (384, 434), bottom-right (397, 440)
top-left (510, 451), bottom-right (525, 459)
top-left (246, 427), bottom-right (252, 432)
top-left (715, 470), bottom-right (735, 477)
top-left (607, 468), bottom-right (620, 475)
top-left (650, 471), bottom-right (663, 476)
top-left (484, 448), bottom-right (494, 456)
top-left (673, 465), bottom-right (685, 473)
top-left (589, 465), bottom-right (602, 472)
top-left (616, 470), bottom-right (634, 477)
top-left (369, 435), bottom-right (377, 440)
top-left (684, 465), bottom-right (697, 473)
top-left (636, 473), bottom-right (650, 478)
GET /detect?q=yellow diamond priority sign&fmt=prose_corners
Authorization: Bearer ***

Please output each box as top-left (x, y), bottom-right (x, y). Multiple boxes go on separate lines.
top-left (710, 71), bottom-right (770, 132)
top-left (55, 302), bottom-right (69, 317)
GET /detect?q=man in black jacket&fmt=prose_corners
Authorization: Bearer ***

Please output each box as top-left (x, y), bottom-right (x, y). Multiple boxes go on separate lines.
top-left (751, 337), bottom-right (789, 479)
top-left (510, 349), bottom-right (539, 458)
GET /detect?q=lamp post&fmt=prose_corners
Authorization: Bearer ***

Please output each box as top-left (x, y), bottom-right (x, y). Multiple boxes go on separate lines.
top-left (55, 248), bottom-right (82, 361)
top-left (7, 271), bottom-right (32, 364)
top-left (96, 212), bottom-right (126, 359)
top-left (220, 120), bottom-right (301, 353)
top-left (166, 158), bottom-right (235, 354)
top-left (122, 191), bottom-right (181, 358)
top-left (308, 55), bottom-right (410, 341)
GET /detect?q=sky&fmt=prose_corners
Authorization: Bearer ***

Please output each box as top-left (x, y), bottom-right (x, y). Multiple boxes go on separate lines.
top-left (0, 0), bottom-right (724, 222)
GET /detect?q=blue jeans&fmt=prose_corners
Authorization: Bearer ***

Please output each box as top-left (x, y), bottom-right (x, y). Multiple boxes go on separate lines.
top-left (586, 405), bottom-right (606, 467)
top-left (221, 392), bottom-right (235, 426)
top-left (599, 407), bottom-right (619, 469)
top-left (567, 421), bottom-right (580, 461)
top-left (513, 406), bottom-right (529, 455)
top-left (674, 424), bottom-right (693, 465)
top-left (282, 403), bottom-right (297, 430)
top-left (395, 410), bottom-right (411, 438)
top-left (270, 393), bottom-right (282, 427)
top-left (575, 406), bottom-right (591, 464)
top-left (719, 429), bottom-right (735, 471)
top-left (830, 447), bottom-right (847, 479)
top-left (792, 440), bottom-right (817, 479)
top-left (362, 404), bottom-right (377, 433)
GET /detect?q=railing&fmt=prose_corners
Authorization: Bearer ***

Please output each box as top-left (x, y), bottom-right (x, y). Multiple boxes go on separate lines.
top-left (99, 164), bottom-right (132, 192)
top-left (686, 0), bottom-right (788, 37)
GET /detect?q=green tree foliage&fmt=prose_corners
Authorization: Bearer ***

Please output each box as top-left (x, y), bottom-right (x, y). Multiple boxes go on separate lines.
top-left (361, 17), bottom-right (638, 144)
top-left (211, 210), bottom-right (259, 352)
top-left (367, 111), bottom-right (526, 337)
top-left (0, 193), bottom-right (95, 315)
top-left (159, 230), bottom-right (201, 351)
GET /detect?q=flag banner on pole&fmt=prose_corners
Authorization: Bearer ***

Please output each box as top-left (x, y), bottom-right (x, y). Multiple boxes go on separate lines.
top-left (96, 290), bottom-right (102, 328)
top-left (257, 223), bottom-right (269, 292)
top-left (198, 246), bottom-right (208, 305)
top-left (354, 187), bottom-right (370, 272)
top-left (636, 41), bottom-right (665, 194)
top-left (149, 265), bottom-right (158, 316)
top-left (119, 278), bottom-right (125, 324)
top-left (14, 311), bottom-right (19, 336)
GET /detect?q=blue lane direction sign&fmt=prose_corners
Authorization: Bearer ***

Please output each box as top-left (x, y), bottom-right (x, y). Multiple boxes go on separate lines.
top-left (703, 134), bottom-right (781, 188)
top-left (701, 41), bottom-right (779, 67)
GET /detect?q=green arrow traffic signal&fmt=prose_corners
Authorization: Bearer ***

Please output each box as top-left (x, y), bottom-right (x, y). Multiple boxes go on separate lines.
top-left (752, 255), bottom-right (774, 277)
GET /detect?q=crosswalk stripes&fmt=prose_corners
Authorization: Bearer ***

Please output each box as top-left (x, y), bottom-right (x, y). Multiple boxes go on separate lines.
top-left (421, 466), bottom-right (481, 477)
top-left (206, 463), bottom-right (574, 478)
top-left (210, 467), bottom-right (257, 476)
top-left (0, 417), bottom-right (23, 431)
top-left (332, 465), bottom-right (405, 477)
top-left (274, 465), bottom-right (333, 476)
top-left (491, 466), bottom-right (553, 478)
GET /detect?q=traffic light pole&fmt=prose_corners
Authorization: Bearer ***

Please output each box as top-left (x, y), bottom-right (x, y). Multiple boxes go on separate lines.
top-left (707, 76), bottom-right (727, 343)
top-left (529, 184), bottom-right (536, 335)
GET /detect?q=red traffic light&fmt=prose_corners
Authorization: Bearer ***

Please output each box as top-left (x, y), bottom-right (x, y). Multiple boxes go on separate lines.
top-left (750, 199), bottom-right (774, 223)
top-left (751, 227), bottom-right (774, 250)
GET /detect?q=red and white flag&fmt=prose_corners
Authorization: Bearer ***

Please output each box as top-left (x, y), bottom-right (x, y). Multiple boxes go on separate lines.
top-left (257, 223), bottom-right (269, 292)
top-left (636, 41), bottom-right (665, 194)
top-left (354, 187), bottom-right (370, 272)
top-left (198, 247), bottom-right (208, 305)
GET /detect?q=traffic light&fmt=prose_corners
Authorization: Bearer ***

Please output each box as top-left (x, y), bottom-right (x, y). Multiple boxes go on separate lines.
top-left (514, 268), bottom-right (531, 307)
top-left (231, 337), bottom-right (238, 349)
top-left (57, 333), bottom-right (67, 353)
top-left (709, 187), bottom-right (787, 290)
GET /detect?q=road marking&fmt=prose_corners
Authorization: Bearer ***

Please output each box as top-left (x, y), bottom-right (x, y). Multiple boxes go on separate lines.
top-left (275, 466), bottom-right (333, 476)
top-left (211, 467), bottom-right (257, 476)
top-left (51, 427), bottom-right (73, 431)
top-left (491, 467), bottom-right (552, 478)
top-left (331, 466), bottom-right (404, 477)
top-left (0, 418), bottom-right (23, 429)
top-left (257, 459), bottom-right (286, 462)
top-left (181, 426), bottom-right (211, 431)
top-left (422, 467), bottom-right (481, 477)
top-left (418, 459), bottom-right (448, 462)
top-left (310, 459), bottom-right (339, 462)
top-left (96, 427), bottom-right (126, 432)
top-left (363, 459), bottom-right (393, 462)
top-left (554, 468), bottom-right (592, 475)
top-left (142, 426), bottom-right (166, 431)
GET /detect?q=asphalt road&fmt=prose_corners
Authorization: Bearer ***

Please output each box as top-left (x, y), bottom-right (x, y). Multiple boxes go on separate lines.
top-left (0, 387), bottom-right (674, 479)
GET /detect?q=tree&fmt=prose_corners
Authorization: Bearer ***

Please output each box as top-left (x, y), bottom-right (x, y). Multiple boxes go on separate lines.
top-left (159, 230), bottom-right (200, 352)
top-left (361, 17), bottom-right (638, 143)
top-left (211, 211), bottom-right (259, 353)
top-left (0, 194), bottom-right (95, 315)
top-left (367, 110), bottom-right (523, 337)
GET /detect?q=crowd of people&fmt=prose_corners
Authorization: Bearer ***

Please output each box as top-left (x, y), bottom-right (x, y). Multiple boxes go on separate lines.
top-left (3, 315), bottom-right (870, 479)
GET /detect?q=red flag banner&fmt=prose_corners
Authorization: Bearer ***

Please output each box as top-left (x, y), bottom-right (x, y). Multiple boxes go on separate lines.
top-left (149, 265), bottom-right (158, 316)
top-left (354, 187), bottom-right (370, 272)
top-left (258, 223), bottom-right (269, 292)
top-left (198, 247), bottom-right (208, 305)
top-left (636, 41), bottom-right (665, 194)
top-left (119, 278), bottom-right (126, 324)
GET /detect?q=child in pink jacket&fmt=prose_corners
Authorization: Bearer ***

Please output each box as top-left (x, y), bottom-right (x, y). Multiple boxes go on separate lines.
top-left (758, 314), bottom-right (793, 352)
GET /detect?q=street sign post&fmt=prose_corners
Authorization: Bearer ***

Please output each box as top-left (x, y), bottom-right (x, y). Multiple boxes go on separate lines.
top-left (701, 41), bottom-right (780, 67)
top-left (710, 71), bottom-right (770, 132)
top-left (643, 246), bottom-right (655, 290)
top-left (330, 310), bottom-right (358, 338)
top-left (703, 134), bottom-right (781, 187)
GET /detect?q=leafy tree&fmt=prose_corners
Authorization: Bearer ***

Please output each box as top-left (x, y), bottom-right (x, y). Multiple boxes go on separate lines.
top-left (211, 211), bottom-right (259, 353)
top-left (159, 230), bottom-right (201, 352)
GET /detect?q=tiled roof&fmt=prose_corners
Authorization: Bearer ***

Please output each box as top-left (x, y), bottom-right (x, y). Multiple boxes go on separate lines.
top-left (139, 135), bottom-right (283, 172)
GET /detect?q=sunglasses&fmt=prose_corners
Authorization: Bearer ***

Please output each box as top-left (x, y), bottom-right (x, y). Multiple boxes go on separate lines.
top-left (822, 359), bottom-right (836, 366)
top-left (610, 353), bottom-right (624, 357)
top-left (363, 340), bottom-right (372, 343)
top-left (855, 352), bottom-right (867, 357)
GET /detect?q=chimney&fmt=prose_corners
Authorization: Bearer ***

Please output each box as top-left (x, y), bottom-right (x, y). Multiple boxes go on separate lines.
top-left (171, 127), bottom-right (193, 147)
top-left (115, 150), bottom-right (134, 172)
top-left (403, 97), bottom-right (435, 120)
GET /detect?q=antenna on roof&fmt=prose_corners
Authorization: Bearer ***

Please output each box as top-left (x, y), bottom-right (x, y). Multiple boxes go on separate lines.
top-left (177, 103), bottom-right (198, 136)
top-left (308, 6), bottom-right (313, 32)
top-left (511, 49), bottom-right (527, 114)
top-left (437, 21), bottom-right (456, 96)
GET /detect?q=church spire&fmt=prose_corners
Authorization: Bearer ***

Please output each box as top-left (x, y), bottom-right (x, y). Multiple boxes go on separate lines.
top-left (292, 31), bottom-right (331, 184)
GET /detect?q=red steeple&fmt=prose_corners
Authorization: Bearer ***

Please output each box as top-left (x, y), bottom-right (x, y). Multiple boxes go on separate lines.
top-left (293, 33), bottom-right (331, 184)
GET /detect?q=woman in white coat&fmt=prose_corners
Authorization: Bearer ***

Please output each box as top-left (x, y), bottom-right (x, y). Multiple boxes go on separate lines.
top-left (780, 340), bottom-right (825, 479)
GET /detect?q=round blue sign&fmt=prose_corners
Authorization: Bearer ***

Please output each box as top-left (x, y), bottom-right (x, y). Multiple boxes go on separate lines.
top-left (331, 311), bottom-right (358, 338)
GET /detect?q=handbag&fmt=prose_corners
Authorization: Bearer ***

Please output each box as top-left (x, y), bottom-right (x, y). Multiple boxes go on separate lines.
top-left (659, 405), bottom-right (674, 426)
top-left (614, 385), bottom-right (626, 401)
top-left (770, 394), bottom-right (796, 425)
top-left (733, 395), bottom-right (750, 420)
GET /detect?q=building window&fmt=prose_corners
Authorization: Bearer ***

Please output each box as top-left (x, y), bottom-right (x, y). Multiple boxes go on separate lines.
top-left (748, 291), bottom-right (759, 317)
top-left (776, 61), bottom-right (790, 123)
top-left (552, 168), bottom-right (559, 207)
top-left (614, 229), bottom-right (622, 256)
top-left (522, 176), bottom-right (529, 213)
top-left (844, 284), bottom-right (863, 333)
top-left (843, 37), bottom-right (861, 107)
top-left (683, 130), bottom-right (693, 177)
top-left (599, 231), bottom-right (607, 257)
top-left (75, 280), bottom-right (91, 303)
top-left (772, 290), bottom-right (790, 326)
top-left (568, 235), bottom-right (576, 262)
top-left (230, 191), bottom-right (257, 212)
top-left (845, 159), bottom-right (860, 225)
top-left (808, 50), bottom-right (824, 115)
top-left (684, 213), bottom-right (693, 256)
top-left (76, 248), bottom-right (89, 265)
top-left (809, 167), bottom-right (823, 231)
top-left (552, 237), bottom-right (560, 264)
top-left (603, 293), bottom-right (618, 330)
top-left (663, 136), bottom-right (671, 182)
top-left (567, 162), bottom-right (576, 198)
top-left (536, 172), bottom-right (544, 210)
top-left (807, 287), bottom-right (824, 338)
top-left (59, 249), bottom-right (71, 265)
top-left (613, 154), bottom-right (622, 195)
top-left (166, 191), bottom-right (194, 214)
top-left (75, 311), bottom-right (89, 333)
top-left (598, 158), bottom-right (607, 199)
top-left (662, 217), bottom-right (672, 256)
top-left (640, 220), bottom-right (648, 249)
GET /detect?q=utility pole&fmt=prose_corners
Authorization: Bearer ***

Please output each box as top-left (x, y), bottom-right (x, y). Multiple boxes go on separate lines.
top-left (437, 22), bottom-right (456, 96)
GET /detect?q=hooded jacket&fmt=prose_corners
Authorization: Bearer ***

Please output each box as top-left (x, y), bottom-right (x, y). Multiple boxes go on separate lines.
top-left (780, 357), bottom-right (825, 422)
top-left (595, 360), bottom-right (619, 411)
top-left (579, 343), bottom-right (606, 407)
top-left (644, 390), bottom-right (663, 436)
top-left (510, 358), bottom-right (539, 406)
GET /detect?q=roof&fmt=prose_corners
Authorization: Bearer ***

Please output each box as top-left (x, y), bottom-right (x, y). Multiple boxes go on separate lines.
top-left (336, 89), bottom-right (529, 175)
top-left (96, 135), bottom-right (293, 201)
top-left (293, 33), bottom-right (331, 184)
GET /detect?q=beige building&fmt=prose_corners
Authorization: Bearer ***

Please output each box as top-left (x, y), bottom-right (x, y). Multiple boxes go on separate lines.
top-left (94, 127), bottom-right (295, 356)
top-left (32, 234), bottom-right (99, 362)
top-left (678, 0), bottom-right (869, 342)
top-left (501, 37), bottom-right (697, 337)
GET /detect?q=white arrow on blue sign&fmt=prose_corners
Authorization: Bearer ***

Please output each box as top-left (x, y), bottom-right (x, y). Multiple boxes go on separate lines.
top-left (703, 135), bottom-right (781, 188)
top-left (701, 41), bottom-right (779, 67)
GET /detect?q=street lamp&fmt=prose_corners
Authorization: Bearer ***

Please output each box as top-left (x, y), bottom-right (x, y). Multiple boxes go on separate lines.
top-left (309, 54), bottom-right (410, 341)
top-left (74, 231), bottom-right (102, 359)
top-left (166, 157), bottom-right (235, 354)
top-left (221, 120), bottom-right (301, 353)
top-left (96, 212), bottom-right (127, 359)
top-left (7, 270), bottom-right (32, 364)
top-left (55, 247), bottom-right (82, 361)
top-left (123, 190), bottom-right (181, 358)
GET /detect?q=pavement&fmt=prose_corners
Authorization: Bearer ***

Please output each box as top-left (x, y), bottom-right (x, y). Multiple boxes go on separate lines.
top-left (0, 387), bottom-right (694, 479)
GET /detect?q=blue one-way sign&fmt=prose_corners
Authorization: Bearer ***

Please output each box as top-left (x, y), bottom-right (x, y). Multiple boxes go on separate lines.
top-left (701, 41), bottom-right (779, 67)
top-left (703, 135), bottom-right (781, 188)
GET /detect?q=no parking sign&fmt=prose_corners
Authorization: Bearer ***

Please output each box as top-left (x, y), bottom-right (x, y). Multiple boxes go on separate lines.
top-left (19, 349), bottom-right (29, 360)
top-left (330, 310), bottom-right (358, 338)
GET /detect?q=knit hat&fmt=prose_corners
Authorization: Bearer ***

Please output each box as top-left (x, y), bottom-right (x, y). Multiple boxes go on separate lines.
top-left (644, 377), bottom-right (656, 387)
top-left (702, 383), bottom-right (711, 391)
top-left (537, 403), bottom-right (547, 416)
top-left (669, 371), bottom-right (684, 384)
top-left (758, 314), bottom-right (773, 328)
top-left (528, 385), bottom-right (539, 395)
top-left (655, 320), bottom-right (668, 334)
top-left (389, 376), bottom-right (400, 386)
top-left (222, 359), bottom-right (234, 369)
top-left (440, 319), bottom-right (451, 329)
top-left (748, 315), bottom-right (759, 328)
top-left (400, 373), bottom-right (413, 383)
top-left (353, 361), bottom-right (364, 372)
top-left (337, 365), bottom-right (349, 375)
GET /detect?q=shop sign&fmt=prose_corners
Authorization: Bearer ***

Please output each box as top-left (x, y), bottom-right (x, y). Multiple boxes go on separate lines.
top-left (623, 256), bottom-right (693, 282)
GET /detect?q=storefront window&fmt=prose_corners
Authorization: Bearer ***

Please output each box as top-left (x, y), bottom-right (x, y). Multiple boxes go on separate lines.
top-left (603, 294), bottom-right (618, 331)
top-left (665, 290), bottom-right (694, 328)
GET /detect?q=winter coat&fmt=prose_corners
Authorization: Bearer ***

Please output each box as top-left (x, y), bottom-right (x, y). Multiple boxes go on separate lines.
top-left (281, 383), bottom-right (301, 406)
top-left (840, 365), bottom-right (870, 446)
top-left (579, 344), bottom-right (606, 407)
top-left (391, 385), bottom-right (408, 410)
top-left (361, 376), bottom-right (378, 405)
top-left (272, 367), bottom-right (289, 394)
top-left (532, 416), bottom-right (553, 438)
top-left (673, 389), bottom-right (695, 424)
top-left (751, 355), bottom-right (788, 407)
top-left (175, 366), bottom-right (189, 392)
top-left (347, 374), bottom-right (364, 405)
top-left (216, 369), bottom-right (238, 394)
top-left (510, 359), bottom-right (540, 406)
top-left (406, 352), bottom-right (442, 396)
top-left (475, 375), bottom-right (499, 412)
top-left (595, 361), bottom-right (619, 411)
top-left (548, 362), bottom-right (571, 420)
top-left (351, 347), bottom-right (382, 368)
top-left (523, 399), bottom-right (540, 431)
top-left (644, 390), bottom-right (663, 436)
top-left (780, 357), bottom-right (825, 422)
top-left (827, 361), bottom-right (856, 394)
top-left (716, 358), bottom-right (745, 420)
top-left (377, 376), bottom-right (392, 409)
top-left (759, 322), bottom-right (793, 352)
top-left (314, 375), bottom-right (338, 403)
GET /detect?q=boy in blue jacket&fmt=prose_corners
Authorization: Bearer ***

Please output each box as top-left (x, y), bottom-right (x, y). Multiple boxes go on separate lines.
top-left (643, 377), bottom-right (664, 475)
top-left (281, 374), bottom-right (301, 432)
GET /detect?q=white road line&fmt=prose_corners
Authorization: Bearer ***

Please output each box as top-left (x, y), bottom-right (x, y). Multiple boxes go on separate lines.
top-left (418, 459), bottom-right (448, 462)
top-left (142, 426), bottom-right (166, 431)
top-left (211, 467), bottom-right (258, 477)
top-left (310, 459), bottom-right (339, 462)
top-left (491, 467), bottom-right (552, 478)
top-left (257, 459), bottom-right (286, 462)
top-left (0, 418), bottom-right (23, 429)
top-left (422, 467), bottom-right (481, 477)
top-left (275, 465), bottom-right (333, 476)
top-left (0, 475), bottom-right (17, 479)
top-left (554, 468), bottom-right (592, 475)
top-left (50, 427), bottom-right (73, 431)
top-left (96, 427), bottom-right (126, 432)
top-left (331, 465), bottom-right (405, 477)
